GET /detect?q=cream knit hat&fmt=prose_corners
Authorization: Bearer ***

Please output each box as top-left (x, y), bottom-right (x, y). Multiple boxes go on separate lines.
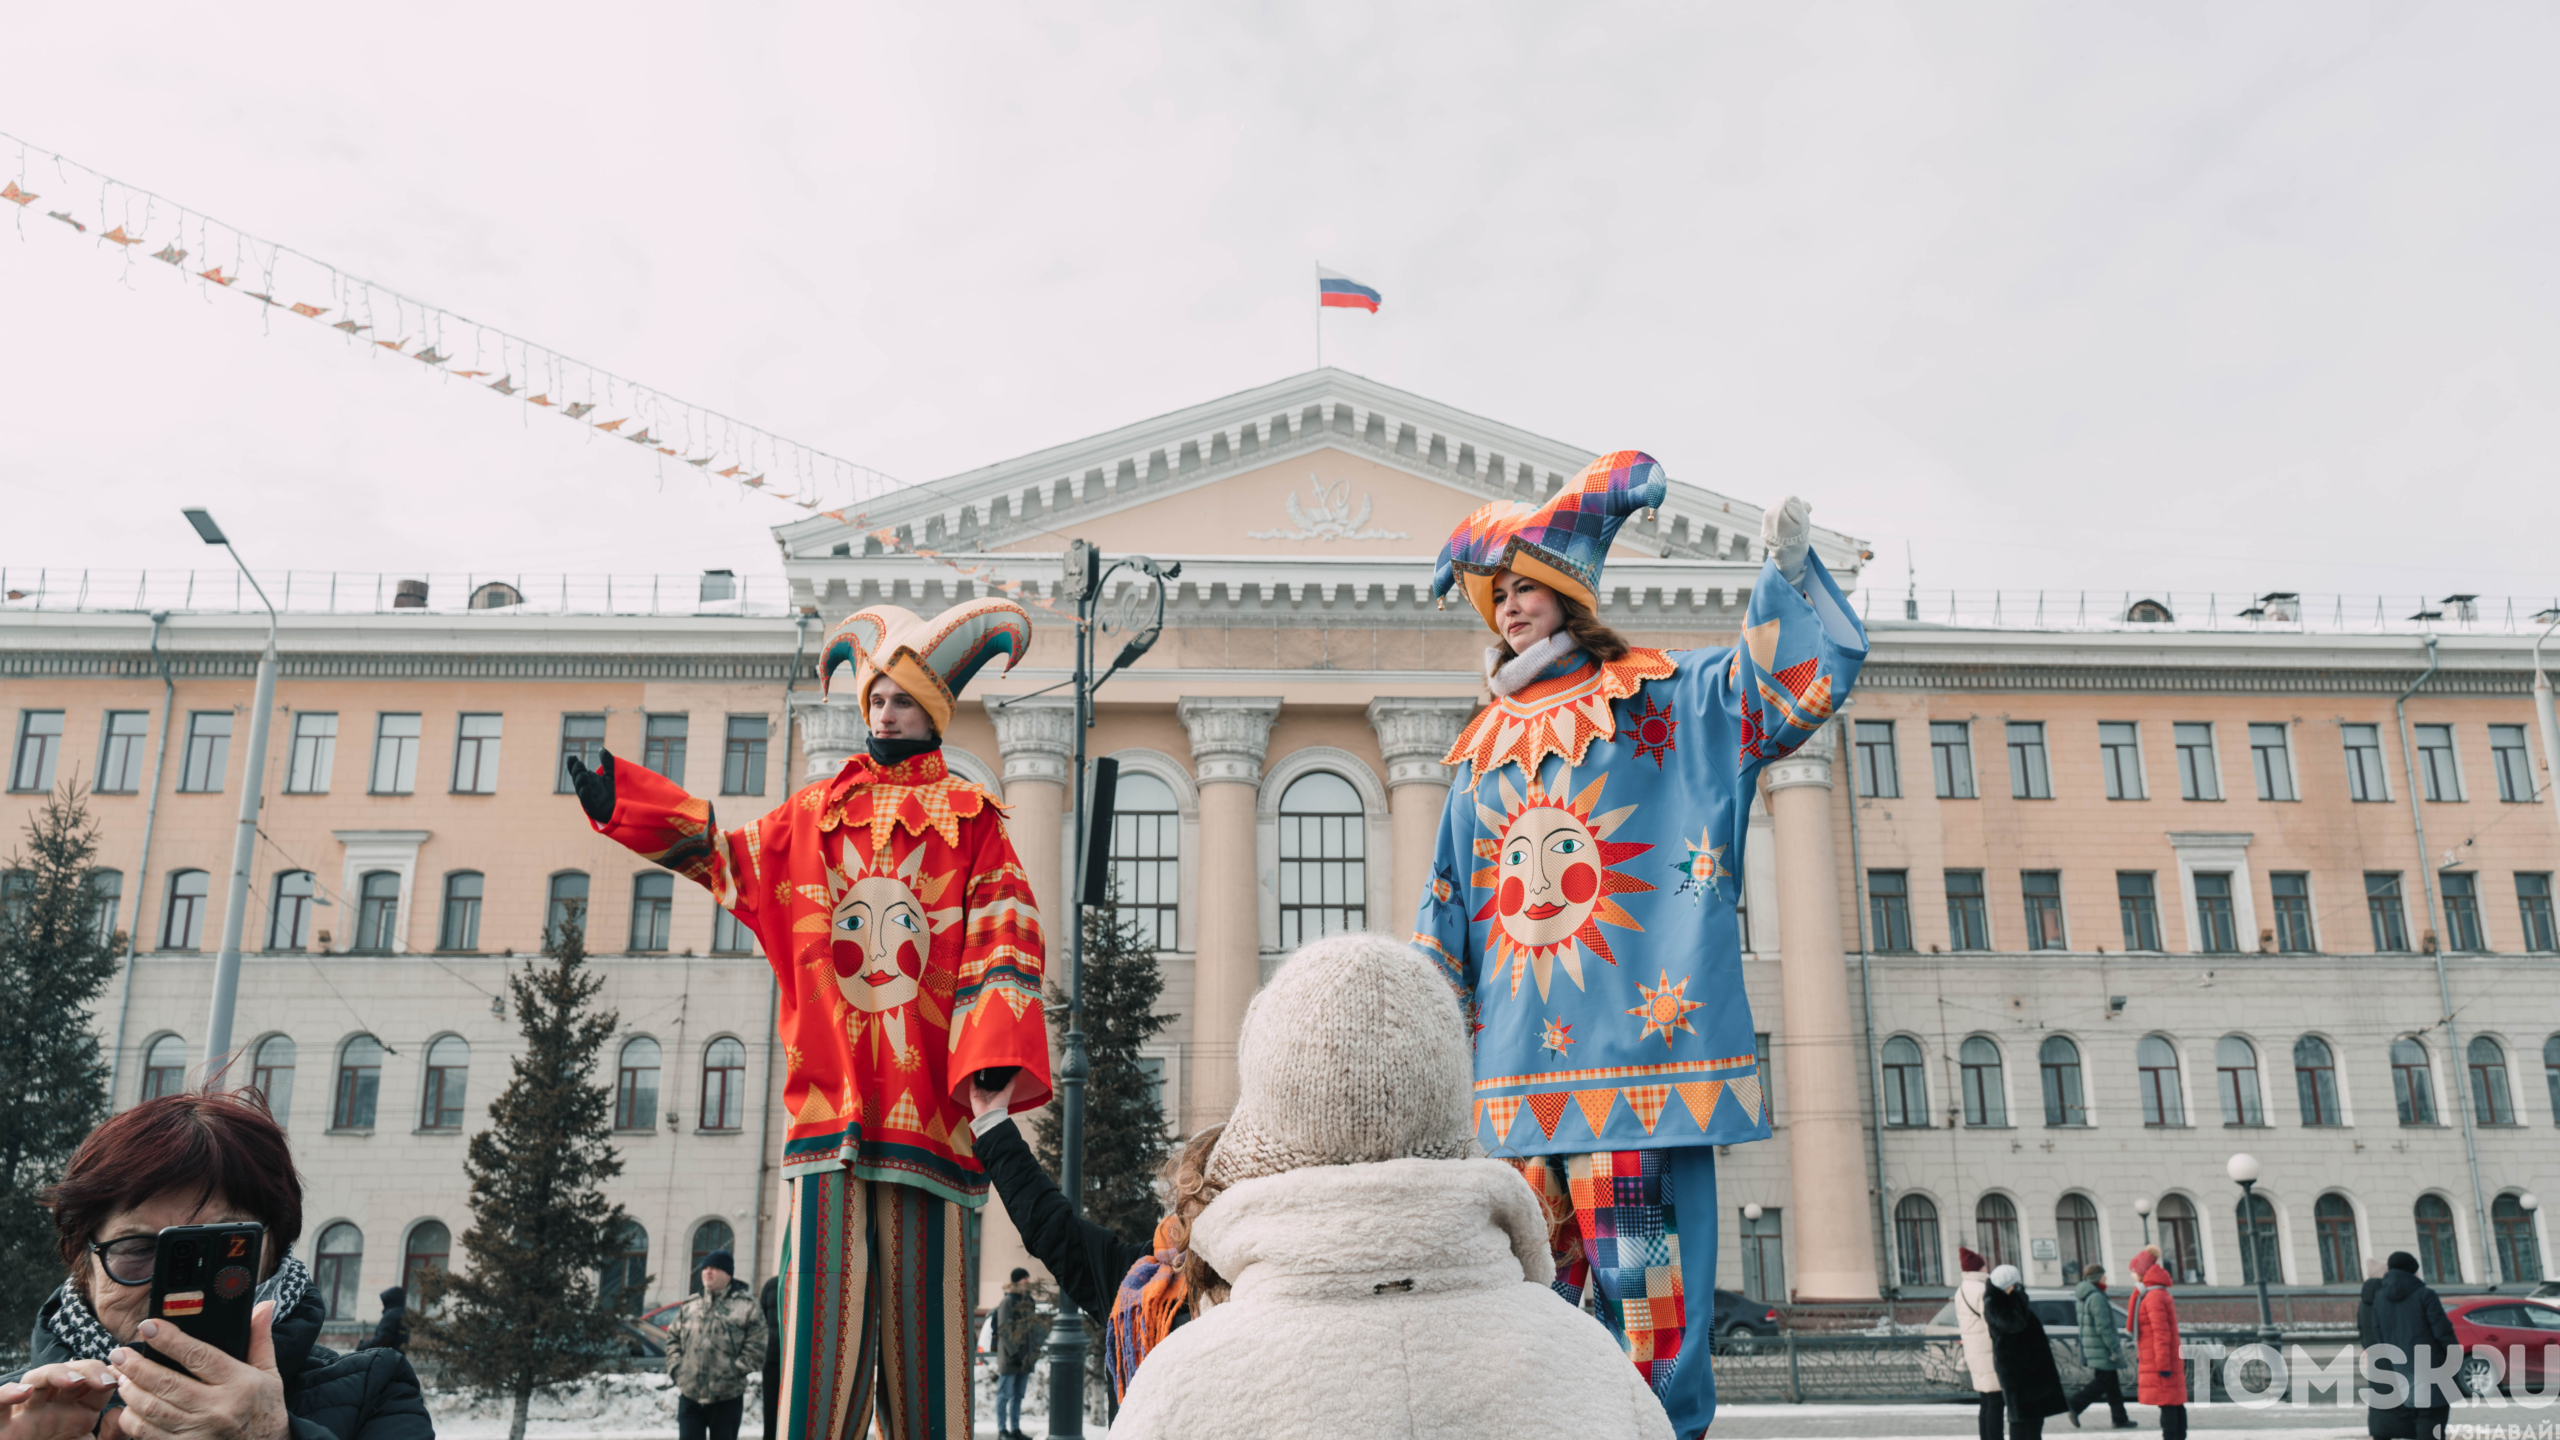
top-left (1204, 932), bottom-right (1477, 1189)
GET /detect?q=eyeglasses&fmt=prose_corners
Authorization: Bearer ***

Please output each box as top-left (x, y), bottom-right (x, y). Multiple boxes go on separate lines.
top-left (87, 1237), bottom-right (159, 1288)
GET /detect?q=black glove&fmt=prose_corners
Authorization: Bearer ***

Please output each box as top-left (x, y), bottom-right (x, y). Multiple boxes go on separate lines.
top-left (567, 751), bottom-right (617, 825)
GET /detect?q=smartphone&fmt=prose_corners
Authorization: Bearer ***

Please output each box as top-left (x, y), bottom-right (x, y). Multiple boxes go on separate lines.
top-left (139, 1222), bottom-right (264, 1375)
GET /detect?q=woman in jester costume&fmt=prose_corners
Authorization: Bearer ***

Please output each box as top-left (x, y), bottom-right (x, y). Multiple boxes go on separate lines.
top-left (564, 597), bottom-right (1055, 1440)
top-left (1411, 451), bottom-right (1867, 1439)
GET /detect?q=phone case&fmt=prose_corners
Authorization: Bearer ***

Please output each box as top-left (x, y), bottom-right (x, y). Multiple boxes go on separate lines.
top-left (140, 1222), bottom-right (264, 1375)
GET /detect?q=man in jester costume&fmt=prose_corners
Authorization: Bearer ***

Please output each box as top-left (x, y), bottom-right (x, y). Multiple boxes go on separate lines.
top-left (1412, 452), bottom-right (1867, 1438)
top-left (564, 597), bottom-right (1054, 1440)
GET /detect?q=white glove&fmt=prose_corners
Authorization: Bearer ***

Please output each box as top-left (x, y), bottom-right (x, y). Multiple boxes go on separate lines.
top-left (1760, 495), bottom-right (1811, 587)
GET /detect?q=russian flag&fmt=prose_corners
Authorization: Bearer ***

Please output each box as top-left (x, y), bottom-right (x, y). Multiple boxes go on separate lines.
top-left (1318, 268), bottom-right (1381, 312)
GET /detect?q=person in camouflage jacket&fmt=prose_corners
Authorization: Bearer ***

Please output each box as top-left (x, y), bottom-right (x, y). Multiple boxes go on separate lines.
top-left (668, 1250), bottom-right (769, 1440)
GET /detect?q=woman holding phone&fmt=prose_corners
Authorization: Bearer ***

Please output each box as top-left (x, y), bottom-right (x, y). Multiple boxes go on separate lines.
top-left (0, 1090), bottom-right (430, 1440)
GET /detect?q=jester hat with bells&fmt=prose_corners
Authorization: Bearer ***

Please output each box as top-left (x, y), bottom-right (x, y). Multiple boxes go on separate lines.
top-left (818, 597), bottom-right (1034, 734)
top-left (1430, 449), bottom-right (1668, 631)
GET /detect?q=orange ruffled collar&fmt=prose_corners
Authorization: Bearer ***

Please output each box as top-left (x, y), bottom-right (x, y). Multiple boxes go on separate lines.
top-left (1442, 648), bottom-right (1676, 787)
top-left (810, 749), bottom-right (1002, 857)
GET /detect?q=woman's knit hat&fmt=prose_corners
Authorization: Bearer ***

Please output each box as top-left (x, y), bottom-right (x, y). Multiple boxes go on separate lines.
top-left (1204, 933), bottom-right (1476, 1189)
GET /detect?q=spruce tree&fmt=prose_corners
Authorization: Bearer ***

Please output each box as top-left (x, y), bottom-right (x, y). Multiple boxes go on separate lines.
top-left (0, 785), bottom-right (121, 1345)
top-left (417, 909), bottom-right (636, 1440)
top-left (1035, 891), bottom-right (1176, 1247)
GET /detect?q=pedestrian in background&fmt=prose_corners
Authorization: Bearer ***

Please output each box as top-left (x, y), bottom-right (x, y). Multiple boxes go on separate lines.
top-left (1956, 1247), bottom-right (2004, 1440)
top-left (2364, 1251), bottom-right (2459, 1440)
top-left (666, 1248), bottom-right (767, 1440)
top-left (365, 1285), bottom-right (409, 1353)
top-left (990, 1268), bottom-right (1048, 1440)
top-left (759, 1274), bottom-right (780, 1440)
top-left (2128, 1248), bottom-right (2187, 1440)
top-left (2068, 1265), bottom-right (2133, 1429)
top-left (1986, 1265), bottom-right (2066, 1440)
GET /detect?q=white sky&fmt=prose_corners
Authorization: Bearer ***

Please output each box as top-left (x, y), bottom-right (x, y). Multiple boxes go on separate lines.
top-left (6, 2), bottom-right (2557, 607)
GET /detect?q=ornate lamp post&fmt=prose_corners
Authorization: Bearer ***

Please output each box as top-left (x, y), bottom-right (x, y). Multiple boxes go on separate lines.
top-left (2228, 1154), bottom-right (2279, 1344)
top-left (2134, 1195), bottom-right (2153, 1248)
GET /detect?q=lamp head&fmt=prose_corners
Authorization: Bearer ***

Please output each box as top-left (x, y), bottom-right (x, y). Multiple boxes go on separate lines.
top-left (2522, 1193), bottom-right (2541, 1213)
top-left (2226, 1153), bottom-right (2261, 1185)
top-left (1742, 1203), bottom-right (1764, 1221)
top-left (2536, 607), bottom-right (2560, 626)
top-left (181, 508), bottom-right (229, 545)
top-left (2134, 1195), bottom-right (2153, 1217)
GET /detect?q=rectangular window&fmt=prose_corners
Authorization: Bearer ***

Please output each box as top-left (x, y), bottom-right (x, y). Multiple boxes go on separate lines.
top-left (2519, 874), bottom-right (2557, 955)
top-left (95, 712), bottom-right (149, 794)
top-left (2490, 725), bottom-right (2532, 804)
top-left (2367, 873), bottom-right (2410, 952)
top-left (2006, 722), bottom-right (2051, 799)
top-left (558, 715), bottom-right (606, 793)
top-left (2250, 723), bottom-right (2296, 801)
top-left (2343, 724), bottom-right (2390, 802)
top-left (2194, 872), bottom-right (2239, 953)
top-left (1945, 870), bottom-right (1989, 951)
top-left (9, 711), bottom-right (64, 792)
top-left (450, 714), bottom-right (503, 794)
top-left (2272, 872), bottom-right (2316, 953)
top-left (1854, 720), bottom-right (1899, 798)
top-left (2440, 872), bottom-right (2484, 953)
top-left (370, 713), bottom-right (422, 794)
top-left (286, 712), bottom-right (337, 794)
top-left (711, 906), bottom-right (755, 955)
top-left (630, 873), bottom-right (674, 952)
top-left (1754, 1031), bottom-right (1776, 1124)
top-left (2175, 722), bottom-right (2222, 801)
top-left (2415, 724), bottom-right (2462, 802)
top-left (2117, 872), bottom-right (2161, 951)
top-left (722, 716), bottom-right (768, 796)
top-left (2022, 871), bottom-right (2066, 951)
top-left (2098, 722), bottom-right (2144, 800)
top-left (1867, 870), bottom-right (1912, 951)
top-left (179, 712), bottom-right (231, 793)
top-left (1931, 721), bottom-right (1977, 799)
top-left (439, 873), bottom-right (483, 951)
top-left (644, 714), bottom-right (689, 785)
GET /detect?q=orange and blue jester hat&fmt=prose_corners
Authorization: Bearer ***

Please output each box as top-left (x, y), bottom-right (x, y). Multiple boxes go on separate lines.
top-left (818, 597), bottom-right (1033, 734)
top-left (1429, 449), bottom-right (1668, 632)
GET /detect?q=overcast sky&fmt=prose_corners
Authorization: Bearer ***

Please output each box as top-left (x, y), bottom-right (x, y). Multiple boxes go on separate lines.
top-left (6, 2), bottom-right (2556, 610)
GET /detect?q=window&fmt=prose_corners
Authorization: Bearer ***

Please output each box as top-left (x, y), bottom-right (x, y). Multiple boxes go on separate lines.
top-left (140, 1034), bottom-right (188, 1101)
top-left (2415, 724), bottom-right (2461, 801)
top-left (630, 873), bottom-right (673, 952)
top-left (2057, 1194), bottom-right (2102, 1283)
top-left (355, 871), bottom-right (401, 953)
top-left (2237, 1192), bottom-right (2282, 1285)
top-left (1277, 771), bottom-right (1366, 947)
top-left (601, 1222), bottom-right (650, 1316)
top-left (2294, 1035), bottom-right (2341, 1125)
top-left (2494, 1194), bottom-right (2545, 1285)
top-left (721, 716), bottom-right (768, 796)
top-left (1, 870), bottom-right (31, 927)
top-left (1881, 1036), bottom-right (1926, 1127)
top-left (9, 711), bottom-right (64, 792)
top-left (438, 873), bottom-right (483, 951)
top-left (690, 1221), bottom-right (736, 1289)
top-left (558, 715), bottom-right (606, 793)
top-left (402, 1222), bottom-right (451, 1309)
top-left (268, 870), bottom-right (316, 951)
top-left (252, 1035), bottom-right (295, 1126)
top-left (2217, 1036), bottom-right (2264, 1125)
top-left (699, 1037), bottom-right (746, 1132)
top-left (451, 714), bottom-right (503, 794)
top-left (161, 869), bottom-right (209, 950)
top-left (1755, 1031), bottom-right (1776, 1124)
top-left (2118, 872), bottom-right (2162, 951)
top-left (2272, 872), bottom-right (2316, 953)
top-left (2414, 1195), bottom-right (2462, 1283)
top-left (1868, 871), bottom-right (1912, 952)
top-left (2367, 874), bottom-right (2409, 952)
top-left (285, 712), bottom-right (336, 795)
top-left (179, 712), bottom-right (230, 793)
top-left (616, 1037), bottom-right (662, 1130)
top-left (1854, 719), bottom-right (1899, 798)
top-left (2194, 872), bottom-right (2239, 953)
top-left (1895, 1195), bottom-right (1943, 1287)
top-left (2137, 1035), bottom-right (2184, 1126)
top-left (1110, 770), bottom-right (1180, 949)
top-left (333, 1036), bottom-right (383, 1129)
top-left (2392, 1037), bottom-right (2437, 1124)
top-left (2548, 1036), bottom-right (2560, 1126)
top-left (370, 713), bottom-right (422, 794)
top-left (1931, 721), bottom-right (1976, 799)
top-left (2315, 1194), bottom-right (2361, 1285)
top-left (1945, 871), bottom-right (1988, 950)
top-left (2006, 722), bottom-right (2051, 799)
top-left (2441, 873), bottom-right (2484, 952)
top-left (314, 1224), bottom-right (364, 1320)
top-left (2157, 1195), bottom-right (2203, 1284)
top-left (2250, 723), bottom-right (2296, 801)
top-left (421, 1035), bottom-right (469, 1130)
top-left (2174, 722), bottom-right (2221, 801)
top-left (2039, 1036), bottom-right (2086, 1126)
top-left (96, 711), bottom-right (148, 793)
top-left (546, 872), bottom-right (591, 948)
top-left (711, 906), bottom-right (755, 955)
top-left (1737, 1206), bottom-right (1786, 1304)
top-left (2343, 723), bottom-right (2390, 802)
top-left (1975, 1194), bottom-right (2020, 1271)
top-left (2491, 725), bottom-right (2533, 803)
top-left (2098, 722), bottom-right (2144, 800)
top-left (2469, 1036), bottom-right (2514, 1126)
top-left (644, 714), bottom-right (688, 785)
top-left (1960, 1036), bottom-right (2007, 1127)
top-left (2022, 871), bottom-right (2066, 951)
top-left (87, 870), bottom-right (122, 946)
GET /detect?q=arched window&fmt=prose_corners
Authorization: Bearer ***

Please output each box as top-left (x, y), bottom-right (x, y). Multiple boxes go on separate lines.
top-left (2217, 1036), bottom-right (2263, 1125)
top-left (630, 872), bottom-right (673, 952)
top-left (690, 1219), bottom-right (736, 1291)
top-left (2137, 1035), bottom-right (2184, 1126)
top-left (2039, 1036), bottom-right (2086, 1126)
top-left (2157, 1194), bottom-right (2203, 1283)
top-left (140, 1034), bottom-right (188, 1101)
top-left (1960, 1037), bottom-right (2007, 1127)
top-left (402, 1221), bottom-right (450, 1309)
top-left (1881, 1037), bottom-right (1927, 1128)
top-left (1976, 1194), bottom-right (2021, 1271)
top-left (2315, 1194), bottom-right (2361, 1284)
top-left (1276, 772), bottom-right (1365, 946)
top-left (2057, 1194), bottom-right (2102, 1282)
top-left (421, 1035), bottom-right (469, 1130)
top-left (2294, 1036), bottom-right (2341, 1126)
top-left (161, 869), bottom-right (209, 950)
top-left (333, 1035), bottom-right (383, 1129)
top-left (438, 872), bottom-right (483, 951)
top-left (86, 869), bottom-right (123, 946)
top-left (1894, 1195), bottom-right (1943, 1287)
top-left (355, 871), bottom-right (401, 953)
top-left (2236, 1192), bottom-right (2281, 1285)
top-left (546, 872), bottom-right (590, 949)
top-left (1110, 770), bottom-right (1180, 949)
top-left (600, 1221), bottom-right (649, 1315)
top-left (2415, 1195), bottom-right (2462, 1283)
top-left (252, 1035), bottom-right (296, 1126)
top-left (2493, 1194), bottom-right (2544, 1284)
top-left (2391, 1038), bottom-right (2437, 1124)
top-left (616, 1037), bottom-right (661, 1130)
top-left (2469, 1036), bottom-right (2514, 1126)
top-left (699, 1037), bottom-right (746, 1132)
top-left (315, 1222), bottom-right (364, 1319)
top-left (268, 871), bottom-right (316, 952)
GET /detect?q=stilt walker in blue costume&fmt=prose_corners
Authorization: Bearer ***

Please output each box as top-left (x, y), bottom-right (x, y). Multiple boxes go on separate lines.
top-left (1411, 452), bottom-right (1866, 1439)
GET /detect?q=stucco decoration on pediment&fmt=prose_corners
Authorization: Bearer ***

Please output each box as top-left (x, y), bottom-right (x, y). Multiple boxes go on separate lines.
top-left (1246, 473), bottom-right (1410, 542)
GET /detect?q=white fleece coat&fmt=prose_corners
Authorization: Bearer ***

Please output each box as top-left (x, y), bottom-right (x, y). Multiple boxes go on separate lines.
top-left (1110, 1157), bottom-right (1674, 1440)
top-left (1956, 1271), bottom-right (2000, 1392)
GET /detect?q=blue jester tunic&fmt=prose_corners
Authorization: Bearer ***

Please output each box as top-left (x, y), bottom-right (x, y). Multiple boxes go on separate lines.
top-left (1412, 552), bottom-right (1866, 1157)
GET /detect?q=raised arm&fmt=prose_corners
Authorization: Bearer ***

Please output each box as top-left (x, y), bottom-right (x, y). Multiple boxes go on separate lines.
top-left (569, 751), bottom-right (759, 921)
top-left (1726, 499), bottom-right (1868, 776)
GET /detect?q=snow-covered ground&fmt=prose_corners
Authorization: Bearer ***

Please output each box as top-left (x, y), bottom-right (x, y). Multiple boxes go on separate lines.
top-left (423, 1364), bottom-right (1112, 1439)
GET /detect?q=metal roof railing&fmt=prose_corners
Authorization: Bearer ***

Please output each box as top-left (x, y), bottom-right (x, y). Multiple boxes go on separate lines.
top-left (1860, 589), bottom-right (2560, 638)
top-left (0, 567), bottom-right (796, 618)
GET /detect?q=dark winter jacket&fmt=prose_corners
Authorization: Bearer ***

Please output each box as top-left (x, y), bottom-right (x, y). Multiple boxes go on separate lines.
top-left (365, 1287), bottom-right (408, 1353)
top-left (977, 1115), bottom-right (1184, 1337)
top-left (759, 1275), bottom-right (781, 1375)
top-left (2365, 1267), bottom-right (2460, 1427)
top-left (992, 1281), bottom-right (1050, 1375)
top-left (2359, 1275), bottom-right (2386, 1349)
top-left (11, 1288), bottom-right (432, 1440)
top-left (1983, 1282), bottom-right (2067, 1421)
top-left (2074, 1277), bottom-right (2125, 1372)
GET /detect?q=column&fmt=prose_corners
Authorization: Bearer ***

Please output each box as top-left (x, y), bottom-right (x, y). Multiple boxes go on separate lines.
top-left (1176, 696), bottom-right (1282, 1134)
top-left (1365, 697), bottom-right (1479, 932)
top-left (789, 692), bottom-right (868, 783)
top-left (1763, 723), bottom-right (1881, 1300)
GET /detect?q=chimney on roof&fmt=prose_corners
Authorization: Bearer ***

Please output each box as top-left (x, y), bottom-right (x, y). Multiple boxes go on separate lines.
top-left (393, 579), bottom-right (429, 609)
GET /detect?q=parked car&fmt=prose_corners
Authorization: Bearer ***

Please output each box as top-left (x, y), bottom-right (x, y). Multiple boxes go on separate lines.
top-left (1920, 1287), bottom-right (2126, 1341)
top-left (2530, 1281), bottom-right (2560, 1303)
top-left (619, 1299), bottom-right (688, 1358)
top-left (2446, 1298), bottom-right (2560, 1395)
top-left (1711, 1290), bottom-right (1781, 1353)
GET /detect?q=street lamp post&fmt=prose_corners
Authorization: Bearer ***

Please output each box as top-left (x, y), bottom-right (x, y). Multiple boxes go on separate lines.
top-left (2134, 1195), bottom-right (2153, 1248)
top-left (2228, 1154), bottom-right (2279, 1345)
top-left (184, 508), bottom-right (277, 1082)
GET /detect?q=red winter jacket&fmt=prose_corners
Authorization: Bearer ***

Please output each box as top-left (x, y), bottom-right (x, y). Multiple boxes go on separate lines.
top-left (2128, 1252), bottom-right (2185, 1407)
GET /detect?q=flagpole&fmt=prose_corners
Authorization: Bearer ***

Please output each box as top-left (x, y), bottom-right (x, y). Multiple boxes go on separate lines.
top-left (1313, 262), bottom-right (1322, 371)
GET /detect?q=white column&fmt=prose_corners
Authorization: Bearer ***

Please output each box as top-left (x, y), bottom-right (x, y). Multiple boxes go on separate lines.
top-left (1364, 697), bottom-right (1478, 934)
top-left (1176, 696), bottom-right (1282, 1134)
top-left (789, 692), bottom-right (868, 783)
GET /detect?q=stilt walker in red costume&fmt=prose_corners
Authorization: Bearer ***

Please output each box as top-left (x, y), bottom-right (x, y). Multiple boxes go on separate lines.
top-left (565, 598), bottom-right (1055, 1440)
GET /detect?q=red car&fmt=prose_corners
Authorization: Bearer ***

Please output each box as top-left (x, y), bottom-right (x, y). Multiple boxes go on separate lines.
top-left (2446, 1297), bottom-right (2560, 1394)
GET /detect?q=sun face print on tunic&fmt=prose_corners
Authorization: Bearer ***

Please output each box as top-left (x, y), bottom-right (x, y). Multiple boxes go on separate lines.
top-left (806, 844), bottom-right (953, 1075)
top-left (1473, 770), bottom-right (1654, 1003)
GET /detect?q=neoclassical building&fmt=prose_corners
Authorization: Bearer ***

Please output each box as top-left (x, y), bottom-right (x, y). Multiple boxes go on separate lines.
top-left (6, 368), bottom-right (2555, 1319)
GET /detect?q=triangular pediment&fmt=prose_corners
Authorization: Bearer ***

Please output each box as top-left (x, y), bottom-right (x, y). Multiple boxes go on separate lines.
top-left (985, 448), bottom-right (1484, 558)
